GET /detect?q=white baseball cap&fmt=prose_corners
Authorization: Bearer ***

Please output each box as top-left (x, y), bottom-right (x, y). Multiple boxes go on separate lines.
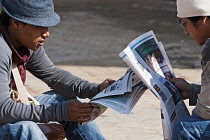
top-left (177, 0), bottom-right (210, 18)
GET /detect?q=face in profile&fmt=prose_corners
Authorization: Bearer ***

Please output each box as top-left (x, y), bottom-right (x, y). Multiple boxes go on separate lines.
top-left (10, 20), bottom-right (50, 51)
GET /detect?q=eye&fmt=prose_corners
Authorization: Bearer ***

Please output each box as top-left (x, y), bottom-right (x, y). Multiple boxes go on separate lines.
top-left (180, 18), bottom-right (188, 29)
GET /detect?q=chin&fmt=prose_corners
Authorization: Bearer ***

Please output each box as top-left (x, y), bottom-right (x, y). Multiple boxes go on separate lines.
top-left (34, 46), bottom-right (41, 51)
top-left (29, 47), bottom-right (39, 51)
top-left (196, 40), bottom-right (205, 46)
top-left (197, 42), bottom-right (204, 46)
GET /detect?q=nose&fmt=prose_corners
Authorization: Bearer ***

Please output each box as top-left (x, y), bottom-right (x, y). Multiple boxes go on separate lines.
top-left (42, 28), bottom-right (50, 38)
top-left (184, 28), bottom-right (189, 35)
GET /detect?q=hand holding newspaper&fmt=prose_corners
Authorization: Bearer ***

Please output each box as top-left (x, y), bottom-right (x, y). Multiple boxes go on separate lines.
top-left (80, 69), bottom-right (147, 125)
top-left (82, 31), bottom-right (190, 140)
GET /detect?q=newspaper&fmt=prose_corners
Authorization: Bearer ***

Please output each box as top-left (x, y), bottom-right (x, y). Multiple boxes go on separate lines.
top-left (91, 71), bottom-right (146, 115)
top-left (80, 69), bottom-right (147, 125)
top-left (119, 30), bottom-right (190, 140)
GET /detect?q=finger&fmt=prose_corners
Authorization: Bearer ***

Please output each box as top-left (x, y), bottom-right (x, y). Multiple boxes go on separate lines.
top-left (77, 103), bottom-right (92, 108)
top-left (78, 112), bottom-right (93, 118)
top-left (102, 78), bottom-right (115, 86)
top-left (105, 78), bottom-right (115, 84)
top-left (108, 79), bottom-right (115, 85)
top-left (91, 111), bottom-right (99, 117)
top-left (77, 116), bottom-right (91, 122)
top-left (167, 77), bottom-right (177, 84)
top-left (76, 108), bottom-right (93, 113)
top-left (69, 111), bottom-right (92, 121)
top-left (69, 99), bottom-right (81, 106)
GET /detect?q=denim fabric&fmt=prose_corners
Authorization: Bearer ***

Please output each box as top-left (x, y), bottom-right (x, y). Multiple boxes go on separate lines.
top-left (0, 121), bottom-right (47, 140)
top-left (36, 91), bottom-right (105, 140)
top-left (0, 91), bottom-right (105, 140)
top-left (172, 116), bottom-right (210, 140)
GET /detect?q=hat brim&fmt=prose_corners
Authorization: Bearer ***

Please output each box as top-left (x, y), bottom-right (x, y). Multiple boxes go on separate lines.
top-left (2, 6), bottom-right (60, 27)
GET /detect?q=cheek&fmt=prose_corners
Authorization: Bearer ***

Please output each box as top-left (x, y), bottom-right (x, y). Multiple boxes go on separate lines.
top-left (25, 34), bottom-right (38, 44)
top-left (21, 36), bottom-right (38, 49)
top-left (188, 28), bottom-right (199, 38)
top-left (195, 31), bottom-right (205, 43)
top-left (194, 34), bottom-right (205, 45)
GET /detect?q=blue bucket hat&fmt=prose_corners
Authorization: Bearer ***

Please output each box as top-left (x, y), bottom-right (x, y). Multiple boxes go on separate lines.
top-left (0, 0), bottom-right (60, 27)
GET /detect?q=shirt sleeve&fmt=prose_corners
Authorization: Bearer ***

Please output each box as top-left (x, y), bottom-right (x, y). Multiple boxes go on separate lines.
top-left (26, 46), bottom-right (100, 99)
top-left (192, 39), bottom-right (210, 119)
top-left (188, 83), bottom-right (201, 106)
top-left (0, 38), bottom-right (70, 123)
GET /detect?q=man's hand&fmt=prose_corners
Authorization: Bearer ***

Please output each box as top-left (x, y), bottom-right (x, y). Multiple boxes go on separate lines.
top-left (68, 99), bottom-right (93, 122)
top-left (99, 78), bottom-right (115, 92)
top-left (167, 77), bottom-right (190, 100)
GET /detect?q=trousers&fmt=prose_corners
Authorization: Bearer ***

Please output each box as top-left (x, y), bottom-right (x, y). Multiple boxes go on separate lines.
top-left (0, 91), bottom-right (105, 140)
top-left (172, 115), bottom-right (210, 140)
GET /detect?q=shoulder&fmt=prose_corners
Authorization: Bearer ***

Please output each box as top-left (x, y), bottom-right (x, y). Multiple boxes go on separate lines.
top-left (0, 35), bottom-right (12, 55)
top-left (201, 38), bottom-right (210, 66)
top-left (0, 35), bottom-right (12, 63)
top-left (0, 35), bottom-right (12, 73)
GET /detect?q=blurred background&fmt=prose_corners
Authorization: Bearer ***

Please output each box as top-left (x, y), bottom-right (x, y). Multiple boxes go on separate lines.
top-left (44, 0), bottom-right (203, 69)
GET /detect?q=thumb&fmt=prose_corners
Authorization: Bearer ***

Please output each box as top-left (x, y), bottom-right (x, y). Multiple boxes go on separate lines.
top-left (106, 78), bottom-right (115, 85)
top-left (166, 77), bottom-right (177, 84)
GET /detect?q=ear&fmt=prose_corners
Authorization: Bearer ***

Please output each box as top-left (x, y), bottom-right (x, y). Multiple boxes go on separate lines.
top-left (201, 16), bottom-right (208, 25)
top-left (10, 19), bottom-right (21, 29)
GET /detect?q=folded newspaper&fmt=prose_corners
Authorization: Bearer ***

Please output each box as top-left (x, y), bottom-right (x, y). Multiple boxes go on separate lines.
top-left (91, 69), bottom-right (147, 114)
top-left (83, 31), bottom-right (190, 140)
top-left (81, 69), bottom-right (147, 125)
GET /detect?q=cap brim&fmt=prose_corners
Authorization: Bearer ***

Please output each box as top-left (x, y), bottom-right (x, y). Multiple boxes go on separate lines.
top-left (2, 6), bottom-right (60, 27)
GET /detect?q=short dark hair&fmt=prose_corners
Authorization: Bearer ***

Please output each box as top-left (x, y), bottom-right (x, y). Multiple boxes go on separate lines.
top-left (188, 16), bottom-right (210, 27)
top-left (0, 11), bottom-right (11, 27)
top-left (188, 16), bottom-right (210, 22)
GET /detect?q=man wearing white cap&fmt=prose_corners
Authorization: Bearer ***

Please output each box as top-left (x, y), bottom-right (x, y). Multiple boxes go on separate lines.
top-left (168, 0), bottom-right (210, 139)
top-left (0, 0), bottom-right (114, 139)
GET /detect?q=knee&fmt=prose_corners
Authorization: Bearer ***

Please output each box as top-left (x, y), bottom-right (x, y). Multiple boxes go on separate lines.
top-left (172, 116), bottom-right (196, 139)
top-left (172, 120), bottom-right (183, 137)
top-left (15, 121), bottom-right (40, 131)
top-left (172, 116), bottom-right (192, 140)
top-left (16, 121), bottom-right (36, 126)
top-left (9, 121), bottom-right (47, 139)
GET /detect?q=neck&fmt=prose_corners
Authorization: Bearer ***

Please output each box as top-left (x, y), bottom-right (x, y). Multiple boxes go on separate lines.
top-left (8, 26), bottom-right (21, 49)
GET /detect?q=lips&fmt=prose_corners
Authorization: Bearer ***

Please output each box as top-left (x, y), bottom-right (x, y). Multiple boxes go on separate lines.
top-left (38, 41), bottom-right (44, 46)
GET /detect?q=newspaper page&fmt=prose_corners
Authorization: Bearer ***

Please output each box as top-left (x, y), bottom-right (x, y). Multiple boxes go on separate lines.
top-left (91, 71), bottom-right (133, 100)
top-left (119, 30), bottom-right (190, 140)
top-left (80, 70), bottom-right (147, 125)
top-left (91, 78), bottom-right (146, 115)
top-left (90, 70), bottom-right (147, 115)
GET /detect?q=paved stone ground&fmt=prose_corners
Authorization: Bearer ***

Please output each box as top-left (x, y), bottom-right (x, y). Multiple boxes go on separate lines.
top-left (25, 66), bottom-right (199, 140)
top-left (46, 0), bottom-right (203, 69)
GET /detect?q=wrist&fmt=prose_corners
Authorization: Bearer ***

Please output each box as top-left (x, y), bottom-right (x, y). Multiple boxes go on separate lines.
top-left (189, 83), bottom-right (200, 106)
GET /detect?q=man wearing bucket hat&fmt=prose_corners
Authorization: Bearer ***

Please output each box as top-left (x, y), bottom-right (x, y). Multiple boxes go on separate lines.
top-left (166, 0), bottom-right (210, 139)
top-left (0, 0), bottom-right (114, 139)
